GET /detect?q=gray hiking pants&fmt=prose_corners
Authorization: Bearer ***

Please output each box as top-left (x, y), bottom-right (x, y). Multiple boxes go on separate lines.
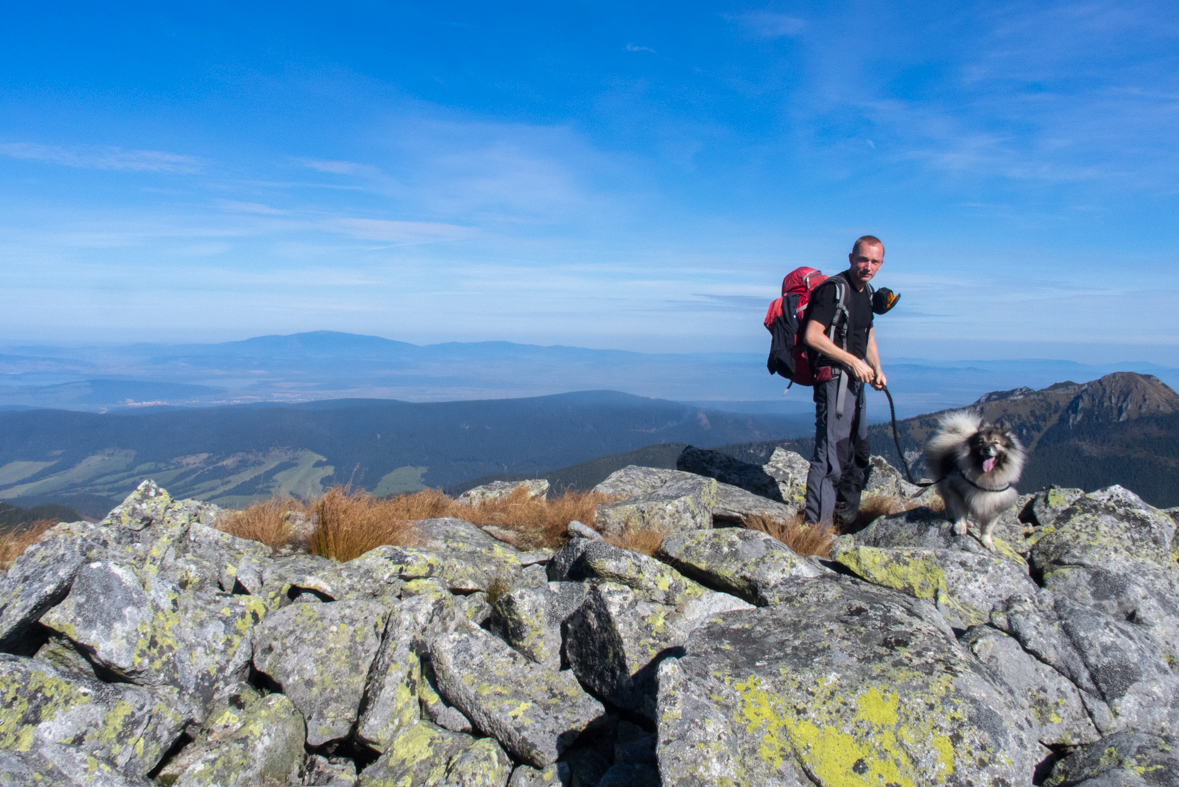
top-left (804, 373), bottom-right (870, 527)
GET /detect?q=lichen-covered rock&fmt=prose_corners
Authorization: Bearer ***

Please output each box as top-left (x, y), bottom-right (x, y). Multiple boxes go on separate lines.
top-left (0, 654), bottom-right (186, 780)
top-left (851, 504), bottom-right (1026, 559)
top-left (710, 482), bottom-right (798, 526)
top-left (357, 721), bottom-right (477, 787)
top-left (961, 626), bottom-right (1099, 748)
top-left (40, 561), bottom-right (264, 717)
top-left (427, 614), bottom-right (604, 768)
top-left (1046, 730), bottom-right (1174, 782)
top-left (835, 545), bottom-right (1038, 627)
top-left (252, 599), bottom-right (389, 745)
top-left (419, 656), bottom-right (474, 734)
top-left (442, 736), bottom-right (514, 787)
top-left (413, 518), bottom-right (525, 591)
top-left (506, 764), bottom-right (564, 787)
top-left (1043, 731), bottom-right (1179, 786)
top-left (676, 445), bottom-right (785, 500)
top-left (656, 528), bottom-right (821, 606)
top-left (657, 574), bottom-right (1036, 786)
top-left (358, 597), bottom-right (439, 751)
top-left (593, 467), bottom-right (717, 536)
top-left (547, 538), bottom-right (705, 606)
top-left (0, 521), bottom-right (106, 653)
top-left (1028, 490), bottom-right (1179, 665)
top-left (490, 585), bottom-right (564, 669)
top-left (1028, 486), bottom-right (1086, 529)
top-left (0, 745), bottom-right (155, 787)
top-left (762, 448), bottom-right (810, 513)
top-left (460, 479), bottom-right (550, 504)
top-left (102, 479), bottom-right (176, 530)
top-left (860, 454), bottom-right (922, 499)
top-left (172, 693), bottom-right (306, 787)
top-left (182, 521), bottom-right (271, 594)
top-left (305, 754), bottom-right (359, 787)
top-left (992, 591), bottom-right (1179, 736)
top-left (565, 582), bottom-right (752, 720)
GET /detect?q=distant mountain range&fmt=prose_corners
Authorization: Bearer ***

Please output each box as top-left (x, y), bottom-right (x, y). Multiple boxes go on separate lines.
top-left (717, 372), bottom-right (1179, 508)
top-left (0, 391), bottom-right (810, 517)
top-left (3, 331), bottom-right (1178, 421)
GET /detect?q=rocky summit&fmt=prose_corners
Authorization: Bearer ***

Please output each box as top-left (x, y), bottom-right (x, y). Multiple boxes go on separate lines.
top-left (1, 449), bottom-right (1178, 787)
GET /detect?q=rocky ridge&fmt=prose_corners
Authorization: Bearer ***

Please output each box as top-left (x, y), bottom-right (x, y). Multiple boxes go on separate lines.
top-left (1, 446), bottom-right (1177, 786)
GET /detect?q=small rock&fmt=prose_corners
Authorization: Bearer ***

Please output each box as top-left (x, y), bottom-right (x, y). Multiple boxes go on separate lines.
top-left (657, 528), bottom-right (821, 606)
top-left (593, 466), bottom-right (717, 536)
top-left (460, 479), bottom-right (550, 504)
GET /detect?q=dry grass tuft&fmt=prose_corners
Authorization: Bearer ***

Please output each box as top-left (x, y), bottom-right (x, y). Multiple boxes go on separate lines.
top-left (217, 498), bottom-right (305, 551)
top-left (743, 513), bottom-right (835, 559)
top-left (308, 487), bottom-right (422, 563)
top-left (603, 528), bottom-right (668, 557)
top-left (450, 487), bottom-right (614, 551)
top-left (218, 485), bottom-right (619, 561)
top-left (0, 519), bottom-right (58, 571)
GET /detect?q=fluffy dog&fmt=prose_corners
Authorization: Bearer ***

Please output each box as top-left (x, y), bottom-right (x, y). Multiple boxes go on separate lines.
top-left (924, 410), bottom-right (1025, 552)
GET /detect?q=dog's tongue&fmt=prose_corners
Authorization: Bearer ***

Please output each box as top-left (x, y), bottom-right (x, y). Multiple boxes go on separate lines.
top-left (983, 457), bottom-right (996, 474)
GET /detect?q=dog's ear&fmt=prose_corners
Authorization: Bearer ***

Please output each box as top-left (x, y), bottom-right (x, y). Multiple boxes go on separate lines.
top-left (994, 418), bottom-right (1007, 430)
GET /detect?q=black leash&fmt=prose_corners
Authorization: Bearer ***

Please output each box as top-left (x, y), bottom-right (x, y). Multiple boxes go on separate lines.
top-left (881, 384), bottom-right (1012, 494)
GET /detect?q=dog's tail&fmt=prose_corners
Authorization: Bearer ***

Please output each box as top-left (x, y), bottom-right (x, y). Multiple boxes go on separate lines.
top-left (924, 410), bottom-right (982, 470)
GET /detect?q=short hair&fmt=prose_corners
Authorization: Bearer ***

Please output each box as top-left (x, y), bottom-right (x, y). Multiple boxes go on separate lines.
top-left (852, 235), bottom-right (884, 257)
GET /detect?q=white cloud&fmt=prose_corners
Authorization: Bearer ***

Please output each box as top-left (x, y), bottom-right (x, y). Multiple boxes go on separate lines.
top-left (296, 158), bottom-right (384, 178)
top-left (324, 217), bottom-right (474, 244)
top-left (215, 200), bottom-right (288, 215)
top-left (0, 143), bottom-right (202, 173)
top-left (625, 44), bottom-right (656, 53)
top-left (732, 12), bottom-right (806, 39)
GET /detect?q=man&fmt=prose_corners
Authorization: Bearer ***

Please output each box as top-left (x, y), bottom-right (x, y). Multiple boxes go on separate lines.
top-left (802, 235), bottom-right (887, 529)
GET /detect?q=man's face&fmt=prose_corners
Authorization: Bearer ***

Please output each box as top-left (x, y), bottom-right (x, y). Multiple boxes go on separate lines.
top-left (848, 242), bottom-right (884, 286)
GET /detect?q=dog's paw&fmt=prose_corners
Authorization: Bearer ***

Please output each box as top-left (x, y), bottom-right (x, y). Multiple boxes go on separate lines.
top-left (953, 520), bottom-right (969, 536)
top-left (982, 534), bottom-right (997, 552)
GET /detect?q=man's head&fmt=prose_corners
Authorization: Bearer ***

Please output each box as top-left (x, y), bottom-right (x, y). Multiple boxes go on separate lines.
top-left (848, 235), bottom-right (884, 288)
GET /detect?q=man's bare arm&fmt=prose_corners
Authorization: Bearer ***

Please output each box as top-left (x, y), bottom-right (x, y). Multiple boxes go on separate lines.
top-left (803, 320), bottom-right (875, 383)
top-left (865, 327), bottom-right (886, 390)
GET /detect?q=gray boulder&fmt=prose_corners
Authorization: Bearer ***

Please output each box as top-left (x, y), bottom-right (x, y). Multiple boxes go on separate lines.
top-left (710, 482), bottom-right (798, 526)
top-left (441, 736), bottom-right (514, 787)
top-left (851, 504), bottom-right (1027, 559)
top-left (252, 599), bottom-right (390, 746)
top-left (0, 746), bottom-right (154, 787)
top-left (413, 518), bottom-right (525, 591)
top-left (564, 581), bottom-right (752, 720)
top-left (0, 521), bottom-right (106, 653)
top-left (657, 574), bottom-right (1036, 786)
top-left (675, 446), bottom-right (785, 500)
top-left (1028, 486), bottom-right (1086, 530)
top-left (961, 626), bottom-right (1100, 748)
top-left (506, 764), bottom-right (564, 786)
top-left (357, 596), bottom-right (440, 751)
top-left (547, 538), bottom-right (706, 606)
top-left (181, 521), bottom-right (272, 594)
top-left (0, 654), bottom-right (186, 780)
top-left (1028, 490), bottom-right (1179, 664)
top-left (762, 448), bottom-right (810, 513)
top-left (460, 479), bottom-right (550, 504)
top-left (357, 721), bottom-right (478, 787)
top-left (427, 614), bottom-right (605, 768)
top-left (171, 693), bottom-right (306, 787)
top-left (1043, 731), bottom-right (1179, 786)
top-left (593, 466), bottom-right (717, 536)
top-left (656, 527), bottom-right (821, 606)
top-left (835, 545), bottom-right (1038, 628)
top-left (992, 591), bottom-right (1179, 736)
top-left (40, 560), bottom-right (265, 717)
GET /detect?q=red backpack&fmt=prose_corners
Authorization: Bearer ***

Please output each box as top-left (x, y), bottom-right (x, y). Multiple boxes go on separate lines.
top-left (764, 267), bottom-right (827, 385)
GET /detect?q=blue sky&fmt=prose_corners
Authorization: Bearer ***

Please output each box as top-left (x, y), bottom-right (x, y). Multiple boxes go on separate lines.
top-left (2, 1), bottom-right (1177, 363)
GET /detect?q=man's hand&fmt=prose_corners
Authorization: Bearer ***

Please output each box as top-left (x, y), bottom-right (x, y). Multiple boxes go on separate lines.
top-left (849, 358), bottom-right (875, 383)
top-left (870, 367), bottom-right (887, 391)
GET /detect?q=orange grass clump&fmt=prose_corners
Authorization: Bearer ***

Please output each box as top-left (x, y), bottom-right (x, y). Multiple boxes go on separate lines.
top-left (217, 498), bottom-right (306, 551)
top-left (218, 485), bottom-right (619, 561)
top-left (742, 512), bottom-right (835, 559)
top-left (0, 519), bottom-right (58, 570)
top-left (307, 487), bottom-right (424, 563)
top-left (603, 528), bottom-right (668, 557)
